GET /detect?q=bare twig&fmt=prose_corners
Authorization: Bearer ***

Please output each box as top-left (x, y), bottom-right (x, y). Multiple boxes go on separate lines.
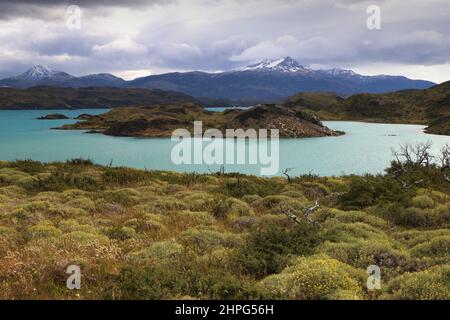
top-left (279, 205), bottom-right (303, 225)
top-left (438, 144), bottom-right (450, 183)
top-left (283, 168), bottom-right (293, 183)
top-left (303, 199), bottom-right (320, 221)
top-left (279, 199), bottom-right (320, 225)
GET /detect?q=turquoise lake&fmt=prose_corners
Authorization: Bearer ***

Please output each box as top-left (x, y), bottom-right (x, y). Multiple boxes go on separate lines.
top-left (0, 109), bottom-right (448, 176)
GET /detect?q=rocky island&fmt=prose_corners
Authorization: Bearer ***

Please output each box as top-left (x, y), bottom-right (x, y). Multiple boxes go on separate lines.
top-left (57, 103), bottom-right (343, 138)
top-left (37, 113), bottom-right (69, 120)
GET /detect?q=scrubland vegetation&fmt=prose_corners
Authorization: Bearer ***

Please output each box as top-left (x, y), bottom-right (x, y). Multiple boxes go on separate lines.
top-left (0, 144), bottom-right (448, 300)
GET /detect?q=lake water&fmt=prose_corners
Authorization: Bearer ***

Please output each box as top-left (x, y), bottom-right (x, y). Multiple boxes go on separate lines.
top-left (0, 109), bottom-right (448, 176)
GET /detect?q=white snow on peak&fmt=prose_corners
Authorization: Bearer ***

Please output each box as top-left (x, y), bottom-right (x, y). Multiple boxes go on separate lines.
top-left (21, 65), bottom-right (56, 79)
top-left (240, 57), bottom-right (313, 73)
top-left (16, 65), bottom-right (74, 80)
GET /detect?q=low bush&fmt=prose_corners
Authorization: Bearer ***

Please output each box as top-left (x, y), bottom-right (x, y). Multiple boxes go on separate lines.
top-left (317, 240), bottom-right (408, 270)
top-left (213, 197), bottom-right (254, 219)
top-left (410, 236), bottom-right (450, 259)
top-left (411, 194), bottom-right (435, 209)
top-left (259, 255), bottom-right (365, 300)
top-left (382, 265), bottom-right (450, 300)
top-left (235, 222), bottom-right (322, 278)
top-left (178, 227), bottom-right (239, 253)
top-left (27, 222), bottom-right (62, 240)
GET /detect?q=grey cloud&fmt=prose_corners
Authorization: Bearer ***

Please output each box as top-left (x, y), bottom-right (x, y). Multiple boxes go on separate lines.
top-left (0, 0), bottom-right (449, 82)
top-left (0, 0), bottom-right (173, 19)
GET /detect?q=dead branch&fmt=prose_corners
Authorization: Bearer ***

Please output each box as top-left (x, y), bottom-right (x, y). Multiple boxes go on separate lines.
top-left (390, 142), bottom-right (435, 188)
top-left (283, 168), bottom-right (293, 183)
top-left (393, 142), bottom-right (434, 167)
top-left (303, 199), bottom-right (320, 221)
top-left (279, 205), bottom-right (303, 225)
top-left (279, 199), bottom-right (320, 225)
top-left (440, 144), bottom-right (450, 183)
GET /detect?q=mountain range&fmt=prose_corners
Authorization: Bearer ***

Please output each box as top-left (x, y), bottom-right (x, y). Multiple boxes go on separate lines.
top-left (0, 58), bottom-right (435, 101)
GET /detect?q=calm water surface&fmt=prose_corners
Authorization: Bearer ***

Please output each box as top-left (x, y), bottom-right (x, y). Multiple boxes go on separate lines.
top-left (0, 109), bottom-right (448, 176)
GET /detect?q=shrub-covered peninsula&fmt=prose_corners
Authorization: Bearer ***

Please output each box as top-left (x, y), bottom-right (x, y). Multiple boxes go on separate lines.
top-left (58, 104), bottom-right (343, 138)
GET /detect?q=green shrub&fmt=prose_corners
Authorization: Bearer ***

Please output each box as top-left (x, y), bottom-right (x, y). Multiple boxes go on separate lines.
top-left (106, 226), bottom-right (137, 241)
top-left (338, 176), bottom-right (411, 210)
top-left (8, 159), bottom-right (45, 174)
top-left (236, 222), bottom-right (322, 278)
top-left (58, 219), bottom-right (96, 234)
top-left (60, 230), bottom-right (109, 245)
top-left (27, 222), bottom-right (62, 240)
top-left (65, 197), bottom-right (96, 212)
top-left (179, 192), bottom-right (215, 212)
top-left (410, 236), bottom-right (450, 259)
top-left (259, 255), bottom-right (364, 300)
top-left (213, 197), bottom-right (253, 219)
top-left (103, 188), bottom-right (141, 207)
top-left (254, 195), bottom-right (292, 212)
top-left (394, 229), bottom-right (450, 247)
top-left (102, 167), bottom-right (150, 186)
top-left (133, 215), bottom-right (169, 239)
top-left (129, 240), bottom-right (184, 263)
top-left (411, 195), bottom-right (435, 209)
top-left (135, 197), bottom-right (187, 214)
top-left (318, 240), bottom-right (408, 269)
top-left (0, 185), bottom-right (27, 198)
top-left (321, 222), bottom-right (388, 243)
top-left (382, 265), bottom-right (450, 300)
top-left (332, 211), bottom-right (388, 229)
top-left (0, 226), bottom-right (19, 244)
top-left (241, 194), bottom-right (261, 204)
top-left (27, 170), bottom-right (101, 192)
top-left (118, 261), bottom-right (259, 300)
top-left (389, 207), bottom-right (450, 228)
top-left (178, 228), bottom-right (239, 253)
top-left (176, 211), bottom-right (216, 228)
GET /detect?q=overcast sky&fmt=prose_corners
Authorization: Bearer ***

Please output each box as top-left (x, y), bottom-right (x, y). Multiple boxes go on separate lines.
top-left (0, 0), bottom-right (449, 82)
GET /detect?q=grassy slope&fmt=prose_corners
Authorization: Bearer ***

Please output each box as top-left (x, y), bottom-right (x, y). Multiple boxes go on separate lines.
top-left (0, 159), bottom-right (448, 300)
top-left (286, 81), bottom-right (450, 135)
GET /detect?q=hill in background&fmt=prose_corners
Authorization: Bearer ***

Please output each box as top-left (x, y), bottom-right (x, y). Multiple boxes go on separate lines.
top-left (285, 81), bottom-right (450, 135)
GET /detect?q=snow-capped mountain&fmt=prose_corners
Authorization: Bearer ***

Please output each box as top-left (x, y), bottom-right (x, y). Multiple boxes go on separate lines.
top-left (240, 57), bottom-right (313, 73)
top-left (0, 65), bottom-right (124, 88)
top-left (129, 58), bottom-right (435, 100)
top-left (0, 61), bottom-right (435, 101)
top-left (320, 67), bottom-right (358, 77)
top-left (14, 65), bottom-right (74, 81)
top-left (240, 58), bottom-right (360, 77)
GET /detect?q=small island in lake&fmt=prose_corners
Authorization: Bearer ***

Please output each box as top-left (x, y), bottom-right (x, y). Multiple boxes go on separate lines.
top-left (58, 103), bottom-right (344, 138)
top-left (37, 113), bottom-right (69, 120)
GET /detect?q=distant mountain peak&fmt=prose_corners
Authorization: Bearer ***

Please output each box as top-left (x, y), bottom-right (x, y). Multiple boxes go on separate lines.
top-left (322, 67), bottom-right (357, 77)
top-left (16, 65), bottom-right (73, 80)
top-left (21, 65), bottom-right (55, 78)
top-left (240, 57), bottom-right (313, 73)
